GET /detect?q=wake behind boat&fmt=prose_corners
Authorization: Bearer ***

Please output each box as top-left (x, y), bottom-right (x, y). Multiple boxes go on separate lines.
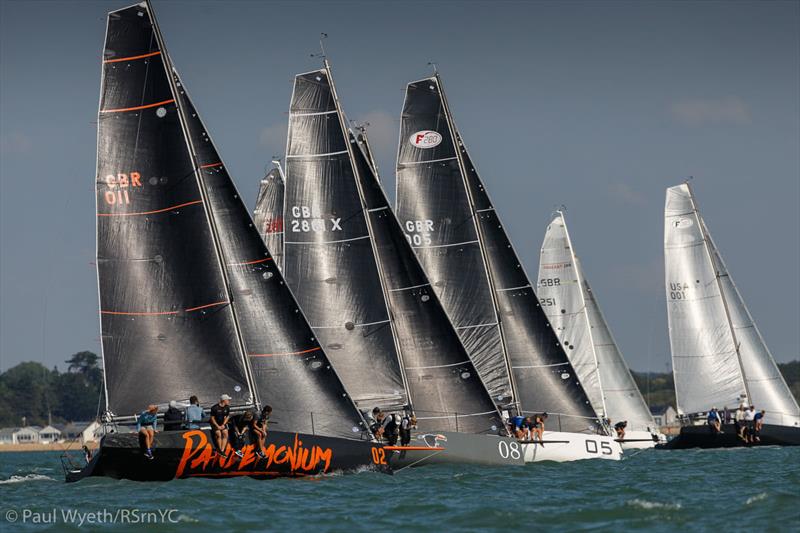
top-left (661, 182), bottom-right (800, 450)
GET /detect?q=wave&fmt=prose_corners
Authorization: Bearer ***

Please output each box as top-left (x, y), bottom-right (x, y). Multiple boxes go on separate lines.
top-left (627, 498), bottom-right (682, 511)
top-left (745, 492), bottom-right (767, 505)
top-left (0, 474), bottom-right (55, 484)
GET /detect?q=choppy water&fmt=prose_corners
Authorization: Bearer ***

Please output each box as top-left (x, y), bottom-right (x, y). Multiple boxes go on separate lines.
top-left (1, 447), bottom-right (798, 531)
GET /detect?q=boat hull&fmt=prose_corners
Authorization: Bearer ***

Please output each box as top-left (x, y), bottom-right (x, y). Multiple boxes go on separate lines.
top-left (65, 428), bottom-right (390, 482)
top-left (522, 431), bottom-right (622, 462)
top-left (387, 431), bottom-right (526, 468)
top-left (618, 430), bottom-right (661, 450)
top-left (658, 423), bottom-right (800, 450)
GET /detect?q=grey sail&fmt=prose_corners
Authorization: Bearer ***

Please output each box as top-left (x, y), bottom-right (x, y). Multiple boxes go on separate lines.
top-left (254, 166), bottom-right (285, 271)
top-left (96, 2), bottom-right (255, 418)
top-left (665, 183), bottom-right (799, 426)
top-left (167, 66), bottom-right (371, 439)
top-left (540, 212), bottom-right (657, 432)
top-left (352, 129), bottom-right (504, 433)
top-left (282, 68), bottom-right (407, 411)
top-left (394, 77), bottom-right (512, 405)
top-left (396, 75), bottom-right (602, 433)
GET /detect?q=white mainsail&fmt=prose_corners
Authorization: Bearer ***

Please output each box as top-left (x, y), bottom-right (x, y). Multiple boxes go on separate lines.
top-left (664, 183), bottom-right (799, 426)
top-left (539, 212), bottom-right (658, 433)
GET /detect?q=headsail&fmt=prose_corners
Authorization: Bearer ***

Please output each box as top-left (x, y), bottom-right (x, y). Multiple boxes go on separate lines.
top-left (254, 165), bottom-right (285, 271)
top-left (665, 183), bottom-right (799, 426)
top-left (540, 212), bottom-right (657, 432)
top-left (282, 68), bottom-right (407, 411)
top-left (396, 75), bottom-right (601, 433)
top-left (352, 128), bottom-right (504, 433)
top-left (97, 2), bottom-right (254, 417)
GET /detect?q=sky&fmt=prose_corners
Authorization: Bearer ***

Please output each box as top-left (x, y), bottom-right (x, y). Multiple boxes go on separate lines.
top-left (1, 0), bottom-right (798, 374)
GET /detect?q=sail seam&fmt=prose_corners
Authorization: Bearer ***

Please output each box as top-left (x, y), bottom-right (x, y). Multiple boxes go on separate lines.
top-left (97, 199), bottom-right (202, 217)
top-left (286, 150), bottom-right (348, 159)
top-left (200, 162), bottom-right (223, 169)
top-left (388, 283), bottom-right (431, 292)
top-left (412, 239), bottom-right (479, 249)
top-left (227, 257), bottom-right (272, 266)
top-left (249, 347), bottom-right (321, 357)
top-left (496, 284), bottom-right (531, 292)
top-left (367, 206), bottom-right (389, 212)
top-left (290, 109), bottom-right (338, 117)
top-left (405, 360), bottom-right (472, 370)
top-left (311, 319), bottom-right (390, 329)
top-left (284, 235), bottom-right (370, 245)
top-left (512, 362), bottom-right (569, 369)
top-left (399, 156), bottom-right (458, 166)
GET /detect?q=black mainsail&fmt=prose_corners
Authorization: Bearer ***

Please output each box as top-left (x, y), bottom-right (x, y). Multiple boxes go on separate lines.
top-left (97, 2), bottom-right (368, 440)
top-left (351, 128), bottom-right (504, 433)
top-left (282, 68), bottom-right (407, 411)
top-left (97, 3), bottom-right (254, 417)
top-left (254, 165), bottom-right (285, 271)
top-left (396, 75), bottom-right (601, 433)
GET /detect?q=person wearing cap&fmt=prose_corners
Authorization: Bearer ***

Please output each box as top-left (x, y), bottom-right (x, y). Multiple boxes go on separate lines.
top-left (164, 400), bottom-right (184, 431)
top-left (136, 404), bottom-right (158, 459)
top-left (210, 394), bottom-right (232, 458)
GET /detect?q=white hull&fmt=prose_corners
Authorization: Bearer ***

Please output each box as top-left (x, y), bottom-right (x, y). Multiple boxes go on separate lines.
top-left (619, 430), bottom-right (661, 450)
top-left (522, 431), bottom-right (622, 462)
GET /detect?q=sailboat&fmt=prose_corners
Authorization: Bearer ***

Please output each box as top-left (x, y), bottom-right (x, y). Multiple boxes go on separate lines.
top-left (396, 73), bottom-right (622, 461)
top-left (66, 1), bottom-right (393, 481)
top-left (661, 182), bottom-right (800, 449)
top-left (279, 60), bottom-right (527, 466)
top-left (254, 163), bottom-right (285, 271)
top-left (538, 211), bottom-right (663, 449)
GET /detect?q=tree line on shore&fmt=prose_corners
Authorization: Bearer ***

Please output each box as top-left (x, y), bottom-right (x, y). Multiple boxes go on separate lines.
top-left (0, 352), bottom-right (797, 427)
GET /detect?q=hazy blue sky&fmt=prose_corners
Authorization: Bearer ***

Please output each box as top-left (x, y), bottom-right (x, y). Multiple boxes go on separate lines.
top-left (1, 0), bottom-right (798, 373)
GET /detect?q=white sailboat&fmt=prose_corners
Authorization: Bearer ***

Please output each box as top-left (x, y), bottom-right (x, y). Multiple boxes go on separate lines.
top-left (662, 182), bottom-right (799, 448)
top-left (538, 211), bottom-right (663, 449)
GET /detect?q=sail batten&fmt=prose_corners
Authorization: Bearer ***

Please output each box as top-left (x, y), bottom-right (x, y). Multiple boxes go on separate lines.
top-left (665, 183), bottom-right (799, 426)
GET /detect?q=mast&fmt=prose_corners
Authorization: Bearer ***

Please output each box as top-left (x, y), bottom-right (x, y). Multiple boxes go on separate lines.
top-left (558, 210), bottom-right (607, 418)
top-left (146, 0), bottom-right (258, 408)
top-left (685, 182), bottom-right (750, 405)
top-left (323, 58), bottom-right (413, 410)
top-left (435, 73), bottom-right (519, 411)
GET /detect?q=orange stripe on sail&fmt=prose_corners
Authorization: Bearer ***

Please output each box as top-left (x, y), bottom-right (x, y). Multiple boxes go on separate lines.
top-left (101, 300), bottom-right (229, 316)
top-left (184, 300), bottom-right (229, 312)
top-left (249, 347), bottom-right (322, 357)
top-left (104, 50), bottom-right (161, 63)
top-left (228, 257), bottom-right (272, 266)
top-left (100, 98), bottom-right (175, 114)
top-left (97, 200), bottom-right (202, 217)
top-left (200, 162), bottom-right (223, 169)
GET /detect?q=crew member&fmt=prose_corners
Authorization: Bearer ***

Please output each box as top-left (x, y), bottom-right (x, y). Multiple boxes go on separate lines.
top-left (164, 400), bottom-right (183, 431)
top-left (400, 407), bottom-right (415, 446)
top-left (230, 410), bottom-right (253, 458)
top-left (753, 409), bottom-right (766, 443)
top-left (252, 405), bottom-right (272, 459)
top-left (614, 420), bottom-right (628, 440)
top-left (532, 413), bottom-right (548, 446)
top-left (744, 405), bottom-right (756, 443)
top-left (707, 407), bottom-right (722, 434)
top-left (210, 394), bottom-right (232, 458)
top-left (136, 404), bottom-right (158, 459)
top-left (509, 414), bottom-right (527, 440)
top-left (185, 395), bottom-right (204, 429)
top-left (734, 404), bottom-right (746, 441)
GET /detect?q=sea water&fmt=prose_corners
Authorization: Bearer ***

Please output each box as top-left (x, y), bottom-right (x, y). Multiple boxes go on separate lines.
top-left (1, 447), bottom-right (798, 531)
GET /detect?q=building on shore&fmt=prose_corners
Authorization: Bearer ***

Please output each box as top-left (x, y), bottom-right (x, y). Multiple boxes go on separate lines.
top-left (0, 426), bottom-right (42, 445)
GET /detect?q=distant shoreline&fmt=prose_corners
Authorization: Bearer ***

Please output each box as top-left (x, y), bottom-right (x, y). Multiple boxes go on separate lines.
top-left (0, 442), bottom-right (99, 453)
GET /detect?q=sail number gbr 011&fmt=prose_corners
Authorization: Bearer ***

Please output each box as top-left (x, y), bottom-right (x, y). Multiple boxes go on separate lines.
top-left (289, 205), bottom-right (342, 234)
top-left (102, 172), bottom-right (143, 205)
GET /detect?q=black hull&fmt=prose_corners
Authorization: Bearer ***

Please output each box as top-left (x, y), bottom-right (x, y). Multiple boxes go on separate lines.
top-left (658, 423), bottom-right (800, 450)
top-left (66, 429), bottom-right (390, 482)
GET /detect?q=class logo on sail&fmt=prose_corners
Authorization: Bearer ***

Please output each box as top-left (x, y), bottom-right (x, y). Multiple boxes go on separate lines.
top-left (673, 218), bottom-right (694, 229)
top-left (409, 130), bottom-right (442, 149)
